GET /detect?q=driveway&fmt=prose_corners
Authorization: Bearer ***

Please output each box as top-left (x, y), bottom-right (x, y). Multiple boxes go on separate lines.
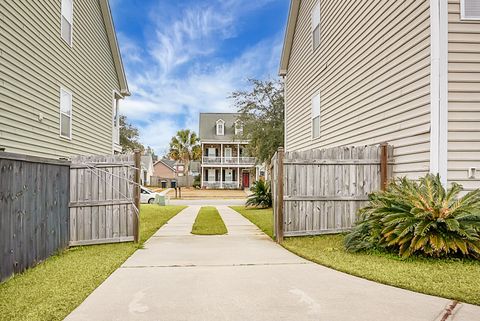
top-left (65, 206), bottom-right (480, 321)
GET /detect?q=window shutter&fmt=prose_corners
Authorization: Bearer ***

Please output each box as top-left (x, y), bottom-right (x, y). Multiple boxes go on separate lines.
top-left (463, 0), bottom-right (480, 19)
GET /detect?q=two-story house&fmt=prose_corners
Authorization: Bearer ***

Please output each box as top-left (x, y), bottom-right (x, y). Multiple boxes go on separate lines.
top-left (0, 0), bottom-right (129, 159)
top-left (199, 113), bottom-right (257, 189)
top-left (280, 0), bottom-right (480, 191)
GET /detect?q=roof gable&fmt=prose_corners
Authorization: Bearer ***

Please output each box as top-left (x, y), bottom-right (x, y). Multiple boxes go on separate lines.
top-left (99, 0), bottom-right (130, 96)
top-left (154, 158), bottom-right (176, 171)
top-left (199, 113), bottom-right (240, 141)
top-left (279, 0), bottom-right (301, 76)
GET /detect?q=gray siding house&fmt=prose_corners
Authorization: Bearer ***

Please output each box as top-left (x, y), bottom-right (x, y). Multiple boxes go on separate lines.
top-left (280, 0), bottom-right (480, 191)
top-left (199, 113), bottom-right (258, 189)
top-left (0, 0), bottom-right (129, 159)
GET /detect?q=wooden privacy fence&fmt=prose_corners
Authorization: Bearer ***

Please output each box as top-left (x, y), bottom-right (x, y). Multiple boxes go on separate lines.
top-left (0, 152), bottom-right (70, 282)
top-left (69, 153), bottom-right (140, 246)
top-left (272, 144), bottom-right (393, 241)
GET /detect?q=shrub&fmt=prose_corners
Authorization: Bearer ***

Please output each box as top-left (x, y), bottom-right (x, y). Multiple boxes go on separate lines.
top-left (246, 179), bottom-right (272, 208)
top-left (345, 174), bottom-right (480, 259)
top-left (193, 174), bottom-right (201, 189)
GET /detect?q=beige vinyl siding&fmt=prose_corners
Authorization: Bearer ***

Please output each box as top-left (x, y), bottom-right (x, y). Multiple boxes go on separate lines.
top-left (285, 0), bottom-right (431, 179)
top-left (447, 0), bottom-right (480, 191)
top-left (0, 0), bottom-right (120, 158)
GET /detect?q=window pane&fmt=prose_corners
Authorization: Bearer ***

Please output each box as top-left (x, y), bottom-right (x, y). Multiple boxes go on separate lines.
top-left (60, 89), bottom-right (72, 114)
top-left (61, 113), bottom-right (71, 137)
top-left (208, 169), bottom-right (216, 181)
top-left (311, 94), bottom-right (320, 118)
top-left (464, 0), bottom-right (480, 18)
top-left (312, 116), bottom-right (320, 138)
top-left (61, 0), bottom-right (73, 22)
top-left (313, 25), bottom-right (320, 49)
top-left (61, 17), bottom-right (72, 45)
top-left (311, 2), bottom-right (320, 27)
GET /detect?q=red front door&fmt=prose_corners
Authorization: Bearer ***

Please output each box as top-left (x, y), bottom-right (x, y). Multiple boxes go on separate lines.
top-left (242, 172), bottom-right (250, 188)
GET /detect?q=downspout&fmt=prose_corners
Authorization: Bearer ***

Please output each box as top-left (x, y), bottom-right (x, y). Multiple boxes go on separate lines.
top-left (429, 0), bottom-right (448, 185)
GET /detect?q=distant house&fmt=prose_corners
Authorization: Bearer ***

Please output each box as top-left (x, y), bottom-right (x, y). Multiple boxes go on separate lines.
top-left (140, 155), bottom-right (154, 186)
top-left (199, 113), bottom-right (258, 189)
top-left (0, 0), bottom-right (129, 159)
top-left (153, 158), bottom-right (177, 179)
top-left (280, 0), bottom-right (480, 191)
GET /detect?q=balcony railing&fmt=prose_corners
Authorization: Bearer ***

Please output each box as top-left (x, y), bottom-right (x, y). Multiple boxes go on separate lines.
top-left (203, 181), bottom-right (240, 189)
top-left (202, 156), bottom-right (256, 165)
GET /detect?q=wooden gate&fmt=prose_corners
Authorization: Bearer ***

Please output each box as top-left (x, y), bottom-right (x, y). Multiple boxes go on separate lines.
top-left (69, 153), bottom-right (140, 246)
top-left (272, 144), bottom-right (393, 241)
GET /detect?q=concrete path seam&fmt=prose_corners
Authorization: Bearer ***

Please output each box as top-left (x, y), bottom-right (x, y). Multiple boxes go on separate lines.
top-left (120, 262), bottom-right (313, 269)
top-left (433, 300), bottom-right (461, 321)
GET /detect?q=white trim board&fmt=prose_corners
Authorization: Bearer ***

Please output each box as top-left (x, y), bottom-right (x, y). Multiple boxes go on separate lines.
top-left (429, 0), bottom-right (448, 185)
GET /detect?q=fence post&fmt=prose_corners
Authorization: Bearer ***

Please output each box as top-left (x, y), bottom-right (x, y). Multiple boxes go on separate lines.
top-left (276, 147), bottom-right (284, 243)
top-left (133, 149), bottom-right (141, 243)
top-left (380, 143), bottom-right (388, 191)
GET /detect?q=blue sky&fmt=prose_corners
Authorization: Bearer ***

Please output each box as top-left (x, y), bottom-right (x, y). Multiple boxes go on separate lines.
top-left (110, 0), bottom-right (289, 155)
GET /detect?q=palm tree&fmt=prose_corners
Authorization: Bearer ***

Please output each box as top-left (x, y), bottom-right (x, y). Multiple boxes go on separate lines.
top-left (168, 130), bottom-right (201, 184)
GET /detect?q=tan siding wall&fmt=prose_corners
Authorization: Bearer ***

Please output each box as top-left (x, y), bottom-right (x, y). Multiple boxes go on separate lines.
top-left (0, 0), bottom-right (121, 158)
top-left (153, 163), bottom-right (176, 179)
top-left (447, 0), bottom-right (480, 191)
top-left (285, 0), bottom-right (431, 179)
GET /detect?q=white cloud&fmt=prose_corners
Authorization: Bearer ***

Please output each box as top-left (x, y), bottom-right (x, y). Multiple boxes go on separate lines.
top-left (118, 0), bottom-right (283, 155)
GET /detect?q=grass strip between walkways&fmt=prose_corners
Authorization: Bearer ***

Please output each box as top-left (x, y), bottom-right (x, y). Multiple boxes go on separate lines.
top-left (191, 206), bottom-right (228, 235)
top-left (0, 205), bottom-right (186, 321)
top-left (231, 206), bottom-right (480, 306)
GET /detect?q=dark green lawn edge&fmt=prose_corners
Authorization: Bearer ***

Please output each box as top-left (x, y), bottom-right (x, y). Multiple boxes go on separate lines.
top-left (230, 206), bottom-right (480, 306)
top-left (0, 205), bottom-right (186, 321)
top-left (191, 206), bottom-right (228, 235)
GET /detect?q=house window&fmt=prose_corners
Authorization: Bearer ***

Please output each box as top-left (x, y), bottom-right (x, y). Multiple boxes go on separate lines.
top-left (113, 96), bottom-right (120, 144)
top-left (225, 169), bottom-right (233, 182)
top-left (216, 119), bottom-right (225, 135)
top-left (208, 169), bottom-right (216, 182)
top-left (208, 147), bottom-right (216, 158)
top-left (461, 0), bottom-right (480, 20)
top-left (235, 120), bottom-right (243, 135)
top-left (60, 87), bottom-right (72, 139)
top-left (311, 1), bottom-right (320, 50)
top-left (61, 0), bottom-right (73, 45)
top-left (225, 147), bottom-right (232, 159)
top-left (311, 93), bottom-right (320, 139)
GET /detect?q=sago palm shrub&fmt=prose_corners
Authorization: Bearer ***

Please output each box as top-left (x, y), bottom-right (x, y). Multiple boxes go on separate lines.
top-left (345, 174), bottom-right (480, 259)
top-left (246, 179), bottom-right (272, 208)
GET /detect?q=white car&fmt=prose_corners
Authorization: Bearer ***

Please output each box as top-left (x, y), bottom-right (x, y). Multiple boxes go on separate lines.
top-left (140, 187), bottom-right (160, 204)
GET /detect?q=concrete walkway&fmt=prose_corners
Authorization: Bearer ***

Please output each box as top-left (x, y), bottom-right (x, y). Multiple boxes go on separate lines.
top-left (65, 206), bottom-right (480, 321)
top-left (168, 198), bottom-right (246, 206)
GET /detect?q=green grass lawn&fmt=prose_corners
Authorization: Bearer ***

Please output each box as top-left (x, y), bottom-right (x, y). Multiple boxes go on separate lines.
top-left (0, 205), bottom-right (186, 321)
top-left (191, 206), bottom-right (228, 235)
top-left (231, 206), bottom-right (480, 306)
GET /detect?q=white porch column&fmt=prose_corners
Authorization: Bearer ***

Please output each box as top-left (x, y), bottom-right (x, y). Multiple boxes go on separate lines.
top-left (220, 143), bottom-right (223, 164)
top-left (219, 168), bottom-right (223, 189)
top-left (237, 167), bottom-right (240, 189)
top-left (237, 143), bottom-right (240, 164)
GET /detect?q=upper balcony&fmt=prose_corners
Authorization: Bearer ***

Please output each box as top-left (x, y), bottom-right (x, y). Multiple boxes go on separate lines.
top-left (202, 156), bottom-right (256, 166)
